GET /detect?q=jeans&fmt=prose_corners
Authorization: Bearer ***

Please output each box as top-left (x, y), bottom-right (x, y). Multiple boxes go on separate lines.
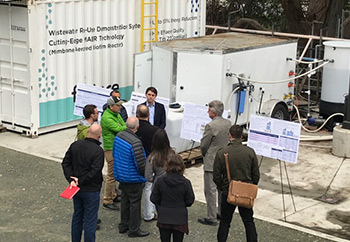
top-left (72, 191), bottom-right (100, 242)
top-left (143, 181), bottom-right (156, 220)
top-left (217, 193), bottom-right (257, 242)
top-left (159, 228), bottom-right (184, 242)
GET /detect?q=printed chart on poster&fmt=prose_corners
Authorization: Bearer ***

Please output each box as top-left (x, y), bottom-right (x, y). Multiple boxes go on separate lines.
top-left (128, 92), bottom-right (169, 117)
top-left (74, 83), bottom-right (111, 120)
top-left (247, 115), bottom-right (301, 164)
top-left (180, 103), bottom-right (229, 142)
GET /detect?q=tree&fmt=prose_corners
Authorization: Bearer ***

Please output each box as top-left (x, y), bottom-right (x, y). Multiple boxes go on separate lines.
top-left (207, 0), bottom-right (348, 38)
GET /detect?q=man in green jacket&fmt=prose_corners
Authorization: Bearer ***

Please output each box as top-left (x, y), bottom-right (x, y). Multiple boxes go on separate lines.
top-left (77, 104), bottom-right (99, 140)
top-left (101, 96), bottom-right (127, 210)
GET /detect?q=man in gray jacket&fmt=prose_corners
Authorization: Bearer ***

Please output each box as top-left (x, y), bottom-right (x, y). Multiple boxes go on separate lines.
top-left (198, 100), bottom-right (231, 226)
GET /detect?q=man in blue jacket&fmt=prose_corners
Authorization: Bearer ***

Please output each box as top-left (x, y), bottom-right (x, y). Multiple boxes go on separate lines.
top-left (113, 116), bottom-right (149, 238)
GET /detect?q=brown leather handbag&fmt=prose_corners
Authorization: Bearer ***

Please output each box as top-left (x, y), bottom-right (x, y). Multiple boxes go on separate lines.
top-left (224, 153), bottom-right (258, 209)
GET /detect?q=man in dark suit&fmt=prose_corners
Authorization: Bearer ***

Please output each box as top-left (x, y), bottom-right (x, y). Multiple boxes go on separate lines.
top-left (135, 104), bottom-right (159, 221)
top-left (143, 87), bottom-right (166, 129)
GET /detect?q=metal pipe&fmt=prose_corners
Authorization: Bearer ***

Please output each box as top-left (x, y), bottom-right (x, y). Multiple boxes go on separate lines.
top-left (206, 25), bottom-right (350, 42)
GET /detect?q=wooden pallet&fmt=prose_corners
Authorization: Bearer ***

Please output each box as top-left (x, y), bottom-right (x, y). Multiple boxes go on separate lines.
top-left (179, 148), bottom-right (203, 167)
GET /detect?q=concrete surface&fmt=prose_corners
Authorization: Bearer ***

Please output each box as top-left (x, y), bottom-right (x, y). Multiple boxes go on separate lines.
top-left (0, 128), bottom-right (349, 241)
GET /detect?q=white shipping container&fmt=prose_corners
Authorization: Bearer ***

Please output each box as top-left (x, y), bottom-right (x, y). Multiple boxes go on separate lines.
top-left (138, 33), bottom-right (297, 125)
top-left (0, 0), bottom-right (206, 135)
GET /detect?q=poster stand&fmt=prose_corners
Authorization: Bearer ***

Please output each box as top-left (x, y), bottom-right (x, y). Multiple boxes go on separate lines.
top-left (186, 140), bottom-right (196, 160)
top-left (259, 156), bottom-right (296, 222)
top-left (278, 159), bottom-right (297, 222)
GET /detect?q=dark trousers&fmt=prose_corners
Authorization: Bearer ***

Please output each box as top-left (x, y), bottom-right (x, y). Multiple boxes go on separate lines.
top-left (118, 182), bottom-right (144, 233)
top-left (217, 193), bottom-right (257, 242)
top-left (159, 228), bottom-right (184, 242)
top-left (72, 191), bottom-right (100, 242)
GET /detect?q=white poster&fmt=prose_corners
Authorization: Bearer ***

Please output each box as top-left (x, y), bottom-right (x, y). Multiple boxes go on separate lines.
top-left (180, 102), bottom-right (229, 142)
top-left (247, 115), bottom-right (301, 164)
top-left (74, 83), bottom-right (111, 120)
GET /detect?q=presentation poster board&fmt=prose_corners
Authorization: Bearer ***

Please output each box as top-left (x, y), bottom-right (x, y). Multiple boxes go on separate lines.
top-left (180, 103), bottom-right (211, 142)
top-left (180, 102), bottom-right (229, 142)
top-left (128, 92), bottom-right (170, 117)
top-left (74, 83), bottom-right (111, 120)
top-left (247, 115), bottom-right (301, 164)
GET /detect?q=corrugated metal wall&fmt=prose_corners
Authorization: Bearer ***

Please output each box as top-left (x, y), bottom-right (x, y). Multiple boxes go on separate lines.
top-left (25, 0), bottom-right (205, 129)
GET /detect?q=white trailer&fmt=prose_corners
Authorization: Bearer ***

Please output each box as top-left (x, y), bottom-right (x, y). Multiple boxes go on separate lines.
top-left (0, 0), bottom-right (206, 135)
top-left (134, 33), bottom-right (297, 151)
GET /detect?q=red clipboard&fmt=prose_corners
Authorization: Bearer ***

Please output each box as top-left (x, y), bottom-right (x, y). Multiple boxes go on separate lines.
top-left (60, 185), bottom-right (80, 199)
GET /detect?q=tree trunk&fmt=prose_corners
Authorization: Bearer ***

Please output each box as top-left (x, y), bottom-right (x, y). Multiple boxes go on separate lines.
top-left (280, 0), bottom-right (308, 34)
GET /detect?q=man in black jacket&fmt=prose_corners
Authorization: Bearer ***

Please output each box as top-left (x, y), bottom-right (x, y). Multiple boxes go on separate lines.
top-left (62, 124), bottom-right (104, 242)
top-left (143, 86), bottom-right (166, 129)
top-left (135, 104), bottom-right (159, 221)
top-left (213, 125), bottom-right (260, 242)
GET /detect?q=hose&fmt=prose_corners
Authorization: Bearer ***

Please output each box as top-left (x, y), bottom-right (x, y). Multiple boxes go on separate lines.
top-left (227, 60), bottom-right (331, 84)
top-left (293, 104), bottom-right (344, 133)
top-left (287, 58), bottom-right (324, 64)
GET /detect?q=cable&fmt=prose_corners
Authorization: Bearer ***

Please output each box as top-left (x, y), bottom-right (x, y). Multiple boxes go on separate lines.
top-left (227, 61), bottom-right (331, 84)
top-left (293, 104), bottom-right (344, 133)
top-left (288, 58), bottom-right (324, 64)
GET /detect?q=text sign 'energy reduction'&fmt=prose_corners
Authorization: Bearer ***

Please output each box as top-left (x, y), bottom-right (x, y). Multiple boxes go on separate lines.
top-left (247, 115), bottom-right (301, 164)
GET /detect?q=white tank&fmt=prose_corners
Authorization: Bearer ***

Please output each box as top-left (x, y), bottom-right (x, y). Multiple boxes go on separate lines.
top-left (320, 41), bottom-right (350, 116)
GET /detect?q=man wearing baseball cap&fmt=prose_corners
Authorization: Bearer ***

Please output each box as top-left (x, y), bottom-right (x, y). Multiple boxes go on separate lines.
top-left (101, 96), bottom-right (127, 210)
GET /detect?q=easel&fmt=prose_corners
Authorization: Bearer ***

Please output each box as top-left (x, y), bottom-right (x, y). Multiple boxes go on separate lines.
top-left (259, 156), bottom-right (297, 222)
top-left (317, 157), bottom-right (346, 204)
top-left (186, 140), bottom-right (196, 160)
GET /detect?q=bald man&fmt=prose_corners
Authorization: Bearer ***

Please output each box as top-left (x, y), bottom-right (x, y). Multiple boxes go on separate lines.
top-left (62, 124), bottom-right (105, 242)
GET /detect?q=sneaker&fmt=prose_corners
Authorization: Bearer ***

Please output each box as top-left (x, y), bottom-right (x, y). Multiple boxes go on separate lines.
top-left (128, 229), bottom-right (150, 238)
top-left (113, 195), bottom-right (121, 203)
top-left (119, 227), bottom-right (129, 234)
top-left (103, 203), bottom-right (120, 210)
top-left (197, 217), bottom-right (217, 226)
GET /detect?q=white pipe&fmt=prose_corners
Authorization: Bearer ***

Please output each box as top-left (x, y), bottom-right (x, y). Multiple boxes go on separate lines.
top-left (293, 104), bottom-right (344, 133)
top-left (299, 143), bottom-right (332, 149)
top-left (299, 38), bottom-right (312, 61)
top-left (206, 25), bottom-right (350, 42)
top-left (228, 61), bottom-right (330, 84)
top-left (300, 136), bottom-right (333, 141)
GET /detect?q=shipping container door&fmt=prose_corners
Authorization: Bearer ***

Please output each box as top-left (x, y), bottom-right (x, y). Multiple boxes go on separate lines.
top-left (0, 5), bottom-right (31, 130)
top-left (133, 51), bottom-right (152, 93)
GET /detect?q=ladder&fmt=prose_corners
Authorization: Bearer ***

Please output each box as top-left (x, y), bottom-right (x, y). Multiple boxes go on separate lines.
top-left (140, 0), bottom-right (158, 52)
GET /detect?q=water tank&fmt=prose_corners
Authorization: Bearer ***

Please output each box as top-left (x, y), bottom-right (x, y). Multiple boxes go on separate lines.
top-left (320, 41), bottom-right (350, 117)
